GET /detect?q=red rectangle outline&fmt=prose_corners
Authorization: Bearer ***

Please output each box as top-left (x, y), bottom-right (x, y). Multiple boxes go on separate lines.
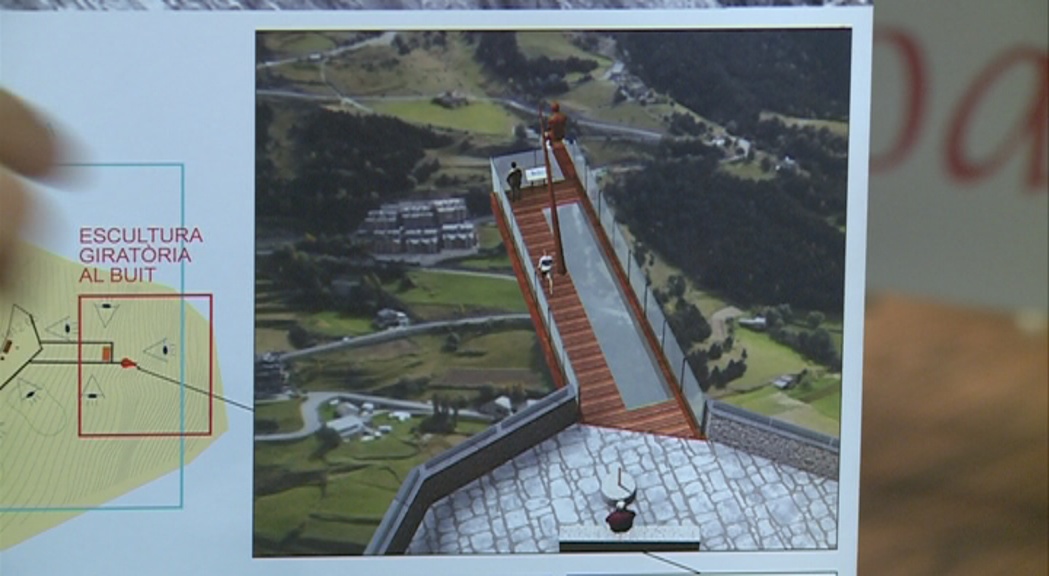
top-left (77, 293), bottom-right (214, 438)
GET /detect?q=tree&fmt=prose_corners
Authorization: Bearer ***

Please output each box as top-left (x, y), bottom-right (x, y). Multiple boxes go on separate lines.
top-left (312, 426), bottom-right (342, 461)
top-left (668, 300), bottom-right (712, 347)
top-left (667, 274), bottom-right (687, 300)
top-left (807, 310), bottom-right (825, 329)
top-left (443, 332), bottom-right (461, 352)
top-left (479, 384), bottom-right (496, 403)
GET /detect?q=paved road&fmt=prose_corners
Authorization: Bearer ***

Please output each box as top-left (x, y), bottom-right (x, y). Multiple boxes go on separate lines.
top-left (255, 390), bottom-right (494, 442)
top-left (428, 267), bottom-right (516, 281)
top-left (279, 313), bottom-right (532, 361)
top-left (711, 306), bottom-right (745, 342)
top-left (257, 85), bottom-right (663, 142)
top-left (257, 31), bottom-right (398, 69)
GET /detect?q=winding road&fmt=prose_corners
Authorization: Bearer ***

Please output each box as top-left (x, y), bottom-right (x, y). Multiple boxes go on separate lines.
top-left (278, 313), bottom-right (532, 361)
top-left (255, 390), bottom-right (494, 442)
top-left (257, 31), bottom-right (398, 69)
top-left (257, 84), bottom-right (664, 142)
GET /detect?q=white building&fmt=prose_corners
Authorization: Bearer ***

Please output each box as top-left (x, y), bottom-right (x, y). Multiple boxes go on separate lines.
top-left (480, 396), bottom-right (513, 418)
top-left (327, 414), bottom-right (368, 439)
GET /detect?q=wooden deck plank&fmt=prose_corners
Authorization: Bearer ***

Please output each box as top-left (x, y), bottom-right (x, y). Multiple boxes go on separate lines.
top-left (500, 156), bottom-right (699, 440)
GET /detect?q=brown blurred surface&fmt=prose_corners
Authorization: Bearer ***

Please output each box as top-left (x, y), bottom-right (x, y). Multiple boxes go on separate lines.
top-left (859, 295), bottom-right (1048, 575)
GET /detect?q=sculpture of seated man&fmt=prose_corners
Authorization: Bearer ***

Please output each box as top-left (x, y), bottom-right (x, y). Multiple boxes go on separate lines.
top-left (545, 101), bottom-right (568, 143)
top-left (605, 500), bottom-right (636, 533)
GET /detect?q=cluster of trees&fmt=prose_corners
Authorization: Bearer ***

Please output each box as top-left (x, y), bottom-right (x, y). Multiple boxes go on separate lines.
top-left (605, 149), bottom-right (846, 312)
top-left (686, 343), bottom-right (748, 393)
top-left (471, 31), bottom-right (599, 96)
top-left (667, 112), bottom-right (711, 137)
top-left (393, 31), bottom-right (448, 55)
top-left (615, 29), bottom-right (851, 136)
top-left (259, 246), bottom-right (410, 319)
top-left (292, 233), bottom-right (368, 258)
top-left (419, 394), bottom-right (463, 434)
top-left (312, 426), bottom-right (344, 461)
top-left (256, 102), bottom-right (452, 234)
top-left (659, 291), bottom-right (713, 349)
top-left (759, 304), bottom-right (841, 370)
top-left (478, 382), bottom-right (530, 405)
top-left (752, 117), bottom-right (849, 219)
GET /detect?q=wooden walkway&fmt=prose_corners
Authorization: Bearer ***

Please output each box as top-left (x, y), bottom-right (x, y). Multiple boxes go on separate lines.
top-left (492, 159), bottom-right (698, 439)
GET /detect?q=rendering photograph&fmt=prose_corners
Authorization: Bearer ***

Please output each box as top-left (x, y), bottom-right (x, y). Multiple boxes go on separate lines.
top-left (253, 27), bottom-right (853, 557)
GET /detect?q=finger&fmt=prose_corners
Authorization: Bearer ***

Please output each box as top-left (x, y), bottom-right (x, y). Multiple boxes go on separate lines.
top-left (0, 89), bottom-right (59, 178)
top-left (0, 168), bottom-right (31, 291)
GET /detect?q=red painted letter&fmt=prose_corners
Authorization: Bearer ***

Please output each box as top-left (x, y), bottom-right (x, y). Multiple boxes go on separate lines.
top-left (871, 28), bottom-right (927, 173)
top-left (946, 47), bottom-right (1049, 192)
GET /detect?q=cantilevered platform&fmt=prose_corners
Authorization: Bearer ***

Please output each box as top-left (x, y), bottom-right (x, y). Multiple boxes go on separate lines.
top-left (492, 145), bottom-right (700, 439)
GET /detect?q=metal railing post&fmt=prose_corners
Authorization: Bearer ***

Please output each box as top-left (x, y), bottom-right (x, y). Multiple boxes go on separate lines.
top-left (661, 317), bottom-right (667, 350)
top-left (626, 248), bottom-right (632, 281)
top-left (680, 356), bottom-right (687, 392)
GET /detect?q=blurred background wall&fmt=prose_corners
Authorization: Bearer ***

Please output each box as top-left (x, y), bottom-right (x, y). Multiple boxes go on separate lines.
top-left (861, 1), bottom-right (1046, 574)
top-left (868, 0), bottom-right (1047, 313)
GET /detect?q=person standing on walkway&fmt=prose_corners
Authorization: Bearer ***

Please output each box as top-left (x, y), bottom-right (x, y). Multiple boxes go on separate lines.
top-left (506, 161), bottom-right (523, 202)
top-left (537, 250), bottom-right (555, 296)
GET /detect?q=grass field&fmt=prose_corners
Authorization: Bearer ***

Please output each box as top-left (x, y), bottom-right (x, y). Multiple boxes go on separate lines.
top-left (787, 374), bottom-right (842, 422)
top-left (370, 99), bottom-right (516, 136)
top-left (759, 111), bottom-right (849, 138)
top-left (391, 269), bottom-right (526, 316)
top-left (299, 311), bottom-right (375, 338)
top-left (323, 32), bottom-right (494, 99)
top-left (516, 32), bottom-right (614, 68)
top-left (477, 223), bottom-right (502, 249)
top-left (255, 399), bottom-right (305, 433)
top-left (721, 159), bottom-right (776, 181)
top-left (256, 276), bottom-right (377, 354)
top-left (723, 326), bottom-right (815, 390)
top-left (718, 384), bottom-right (839, 436)
top-left (293, 328), bottom-right (546, 399)
top-left (578, 138), bottom-right (653, 167)
top-left (455, 254), bottom-right (512, 271)
top-left (254, 412), bottom-right (491, 555)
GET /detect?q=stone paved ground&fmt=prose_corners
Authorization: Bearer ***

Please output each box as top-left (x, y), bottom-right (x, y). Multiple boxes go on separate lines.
top-left (407, 424), bottom-right (838, 554)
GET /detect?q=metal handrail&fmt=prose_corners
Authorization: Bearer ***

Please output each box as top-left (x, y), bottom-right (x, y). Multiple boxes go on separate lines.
top-left (491, 159), bottom-right (580, 398)
top-left (564, 141), bottom-right (706, 424)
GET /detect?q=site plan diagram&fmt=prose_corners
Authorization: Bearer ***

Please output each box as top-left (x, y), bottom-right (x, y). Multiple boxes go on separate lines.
top-left (0, 165), bottom-right (227, 550)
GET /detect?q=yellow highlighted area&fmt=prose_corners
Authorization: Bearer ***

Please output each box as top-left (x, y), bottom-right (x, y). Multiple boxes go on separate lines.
top-left (0, 243), bottom-right (227, 550)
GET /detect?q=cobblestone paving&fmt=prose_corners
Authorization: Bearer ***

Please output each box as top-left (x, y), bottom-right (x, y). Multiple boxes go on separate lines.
top-left (407, 424), bottom-right (838, 554)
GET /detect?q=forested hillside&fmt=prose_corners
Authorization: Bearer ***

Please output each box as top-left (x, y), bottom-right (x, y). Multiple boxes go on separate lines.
top-left (606, 142), bottom-right (845, 312)
top-left (616, 29), bottom-right (851, 134)
top-left (257, 103), bottom-right (451, 233)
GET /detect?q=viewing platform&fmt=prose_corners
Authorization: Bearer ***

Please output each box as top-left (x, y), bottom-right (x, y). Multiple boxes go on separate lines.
top-left (490, 144), bottom-right (701, 439)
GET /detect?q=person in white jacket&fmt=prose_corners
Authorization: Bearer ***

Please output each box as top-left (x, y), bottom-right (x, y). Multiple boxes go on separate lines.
top-left (537, 250), bottom-right (555, 296)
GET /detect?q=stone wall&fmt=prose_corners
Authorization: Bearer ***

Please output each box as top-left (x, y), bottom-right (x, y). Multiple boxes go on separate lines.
top-left (702, 399), bottom-right (839, 480)
top-left (365, 387), bottom-right (579, 554)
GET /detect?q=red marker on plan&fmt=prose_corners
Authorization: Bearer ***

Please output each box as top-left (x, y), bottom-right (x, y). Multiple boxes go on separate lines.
top-left (120, 358), bottom-right (137, 369)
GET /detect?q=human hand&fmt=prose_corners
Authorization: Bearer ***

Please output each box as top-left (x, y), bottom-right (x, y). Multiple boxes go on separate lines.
top-left (0, 89), bottom-right (61, 289)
